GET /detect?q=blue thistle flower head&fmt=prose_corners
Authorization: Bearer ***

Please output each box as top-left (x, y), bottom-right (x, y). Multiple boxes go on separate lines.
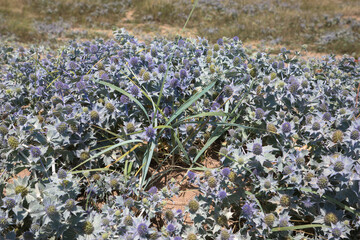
top-left (148, 186), bottom-right (158, 194)
top-left (30, 146), bottom-right (41, 158)
top-left (350, 129), bottom-right (360, 140)
top-left (120, 95), bottom-right (130, 104)
top-left (178, 39), bottom-right (185, 47)
top-left (45, 203), bottom-right (58, 217)
top-left (242, 202), bottom-right (256, 218)
top-left (252, 143), bottom-right (262, 155)
top-left (179, 69), bottom-right (187, 79)
top-left (218, 190), bottom-right (227, 200)
top-left (158, 63), bottom-right (167, 73)
top-left (221, 167), bottom-right (231, 177)
top-left (129, 57), bottom-right (138, 67)
top-left (255, 108), bottom-right (265, 119)
top-left (167, 223), bottom-right (176, 233)
top-left (223, 85), bottom-right (234, 98)
top-left (86, 185), bottom-right (98, 196)
top-left (68, 61), bottom-right (78, 70)
top-left (211, 102), bottom-right (221, 111)
top-left (65, 198), bottom-right (76, 211)
top-left (193, 68), bottom-right (201, 77)
top-left (57, 168), bottom-right (67, 179)
top-left (36, 86), bottom-right (45, 96)
top-left (195, 49), bottom-right (202, 57)
top-left (169, 78), bottom-right (180, 89)
top-left (288, 79), bottom-right (300, 94)
top-left (151, 47), bottom-right (157, 57)
top-left (281, 122), bottom-right (291, 133)
top-left (137, 223), bottom-right (148, 237)
top-left (76, 81), bottom-right (87, 91)
top-left (100, 71), bottom-right (109, 81)
top-left (130, 85), bottom-right (141, 98)
top-left (3, 197), bottom-right (16, 209)
top-left (90, 45), bottom-right (98, 53)
top-left (217, 38), bottom-right (224, 45)
top-left (323, 112), bottom-right (332, 121)
top-left (164, 106), bottom-right (172, 117)
top-left (144, 126), bottom-right (156, 141)
top-left (187, 171), bottom-right (196, 180)
top-left (22, 231), bottom-right (34, 240)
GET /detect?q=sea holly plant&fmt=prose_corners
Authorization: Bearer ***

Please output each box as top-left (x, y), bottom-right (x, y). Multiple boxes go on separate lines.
top-left (1, 5), bottom-right (360, 238)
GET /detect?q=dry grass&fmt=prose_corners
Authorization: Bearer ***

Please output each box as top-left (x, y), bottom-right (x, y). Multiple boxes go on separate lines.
top-left (0, 0), bottom-right (359, 55)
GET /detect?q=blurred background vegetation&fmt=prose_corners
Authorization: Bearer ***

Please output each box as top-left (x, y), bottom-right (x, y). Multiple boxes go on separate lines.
top-left (1, 0), bottom-right (359, 55)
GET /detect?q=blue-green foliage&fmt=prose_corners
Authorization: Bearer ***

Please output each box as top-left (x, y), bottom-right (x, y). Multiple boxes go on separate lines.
top-left (0, 28), bottom-right (360, 239)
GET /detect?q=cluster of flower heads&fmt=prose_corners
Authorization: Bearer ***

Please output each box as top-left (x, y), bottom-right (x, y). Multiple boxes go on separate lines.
top-left (0, 28), bottom-right (360, 239)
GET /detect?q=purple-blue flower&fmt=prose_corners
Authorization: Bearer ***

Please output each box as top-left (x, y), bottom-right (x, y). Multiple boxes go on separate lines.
top-left (30, 146), bottom-right (41, 158)
top-left (187, 171), bottom-right (196, 180)
top-left (218, 190), bottom-right (227, 200)
top-left (221, 168), bottom-right (231, 177)
top-left (148, 186), bottom-right (158, 194)
top-left (179, 69), bottom-right (187, 79)
top-left (137, 223), bottom-right (148, 237)
top-left (167, 223), bottom-right (176, 233)
top-left (144, 126), bottom-right (156, 141)
top-left (129, 57), bottom-right (138, 67)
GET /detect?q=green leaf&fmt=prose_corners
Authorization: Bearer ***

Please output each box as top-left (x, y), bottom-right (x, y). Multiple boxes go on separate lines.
top-left (179, 111), bottom-right (228, 122)
top-left (140, 141), bottom-right (156, 189)
top-left (71, 168), bottom-right (111, 174)
top-left (166, 81), bottom-right (216, 126)
top-left (245, 191), bottom-right (264, 213)
top-left (70, 139), bottom-right (143, 172)
top-left (271, 224), bottom-right (327, 232)
top-left (192, 125), bottom-right (227, 165)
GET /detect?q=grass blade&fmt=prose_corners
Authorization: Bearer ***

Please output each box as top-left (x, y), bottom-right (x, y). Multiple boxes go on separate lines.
top-left (179, 111), bottom-right (229, 122)
top-left (271, 224), bottom-right (327, 232)
top-left (70, 139), bottom-right (143, 172)
top-left (166, 81), bottom-right (216, 126)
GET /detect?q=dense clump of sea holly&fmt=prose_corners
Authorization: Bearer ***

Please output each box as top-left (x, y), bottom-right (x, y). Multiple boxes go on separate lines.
top-left (0, 29), bottom-right (359, 239)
